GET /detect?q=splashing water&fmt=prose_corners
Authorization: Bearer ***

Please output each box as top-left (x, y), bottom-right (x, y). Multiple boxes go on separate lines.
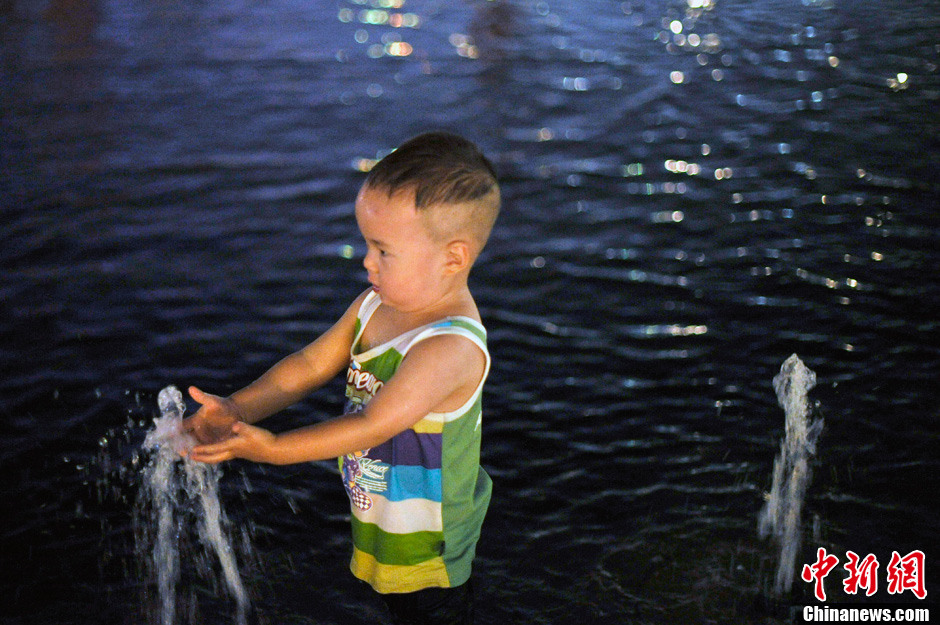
top-left (758, 354), bottom-right (824, 596)
top-left (135, 386), bottom-right (251, 625)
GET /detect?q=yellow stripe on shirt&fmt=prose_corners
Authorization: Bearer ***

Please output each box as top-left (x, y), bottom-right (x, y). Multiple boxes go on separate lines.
top-left (412, 417), bottom-right (444, 434)
top-left (350, 547), bottom-right (451, 594)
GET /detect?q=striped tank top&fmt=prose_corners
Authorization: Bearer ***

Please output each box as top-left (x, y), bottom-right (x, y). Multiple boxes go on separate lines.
top-left (340, 291), bottom-right (493, 594)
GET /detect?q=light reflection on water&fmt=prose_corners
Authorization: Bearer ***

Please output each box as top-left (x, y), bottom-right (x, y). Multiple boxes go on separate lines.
top-left (2, 0), bottom-right (939, 623)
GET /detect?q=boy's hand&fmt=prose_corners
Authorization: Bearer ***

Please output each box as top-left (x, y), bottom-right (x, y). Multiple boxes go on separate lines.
top-left (183, 386), bottom-right (245, 445)
top-left (187, 422), bottom-right (277, 464)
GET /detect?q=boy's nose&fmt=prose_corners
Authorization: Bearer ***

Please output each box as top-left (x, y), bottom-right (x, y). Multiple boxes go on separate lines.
top-left (363, 250), bottom-right (378, 274)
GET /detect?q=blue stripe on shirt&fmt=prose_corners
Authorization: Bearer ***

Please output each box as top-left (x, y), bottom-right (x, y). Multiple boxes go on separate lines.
top-left (365, 464), bottom-right (441, 503)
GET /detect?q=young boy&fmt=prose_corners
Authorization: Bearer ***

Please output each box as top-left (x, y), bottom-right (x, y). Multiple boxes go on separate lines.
top-left (183, 132), bottom-right (499, 624)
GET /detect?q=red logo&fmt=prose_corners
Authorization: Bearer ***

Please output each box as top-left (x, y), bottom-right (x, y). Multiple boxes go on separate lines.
top-left (801, 549), bottom-right (927, 601)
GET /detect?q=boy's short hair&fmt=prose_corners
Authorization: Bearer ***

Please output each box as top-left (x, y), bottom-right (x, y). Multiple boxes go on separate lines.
top-left (365, 132), bottom-right (500, 251)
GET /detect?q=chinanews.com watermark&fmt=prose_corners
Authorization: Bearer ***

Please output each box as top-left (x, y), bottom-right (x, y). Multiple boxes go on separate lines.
top-left (796, 548), bottom-right (933, 623)
top-left (801, 605), bottom-right (929, 622)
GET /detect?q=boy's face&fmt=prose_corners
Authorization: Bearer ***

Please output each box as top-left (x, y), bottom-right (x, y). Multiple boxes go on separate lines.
top-left (355, 184), bottom-right (450, 313)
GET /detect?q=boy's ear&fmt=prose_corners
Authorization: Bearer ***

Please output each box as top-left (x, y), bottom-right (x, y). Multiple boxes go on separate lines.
top-left (443, 239), bottom-right (471, 275)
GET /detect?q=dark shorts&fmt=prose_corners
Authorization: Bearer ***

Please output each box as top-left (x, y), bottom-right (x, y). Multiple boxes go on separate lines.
top-left (380, 580), bottom-right (474, 625)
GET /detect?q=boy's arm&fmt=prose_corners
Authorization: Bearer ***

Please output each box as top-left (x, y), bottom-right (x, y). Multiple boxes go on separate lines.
top-left (184, 290), bottom-right (368, 444)
top-left (188, 332), bottom-right (487, 464)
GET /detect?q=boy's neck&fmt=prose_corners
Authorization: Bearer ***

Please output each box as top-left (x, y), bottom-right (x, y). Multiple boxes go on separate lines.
top-left (383, 281), bottom-right (478, 325)
top-left (360, 282), bottom-right (478, 352)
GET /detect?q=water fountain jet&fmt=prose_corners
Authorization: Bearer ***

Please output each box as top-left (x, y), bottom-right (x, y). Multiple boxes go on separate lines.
top-left (135, 386), bottom-right (251, 625)
top-left (758, 354), bottom-right (824, 596)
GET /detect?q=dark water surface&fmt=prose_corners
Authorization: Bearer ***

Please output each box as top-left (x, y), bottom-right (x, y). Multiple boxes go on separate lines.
top-left (2, 0), bottom-right (938, 623)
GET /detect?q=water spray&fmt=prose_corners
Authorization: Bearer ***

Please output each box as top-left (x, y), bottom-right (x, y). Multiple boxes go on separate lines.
top-left (759, 354), bottom-right (824, 596)
top-left (135, 386), bottom-right (251, 625)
